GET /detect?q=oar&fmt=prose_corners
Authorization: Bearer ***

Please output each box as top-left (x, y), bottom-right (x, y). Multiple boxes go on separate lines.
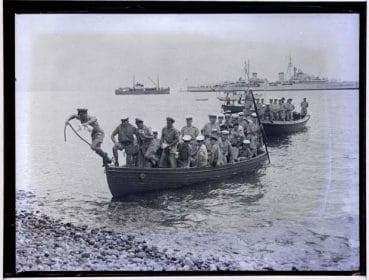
top-left (65, 122), bottom-right (92, 146)
top-left (64, 124), bottom-right (67, 142)
top-left (250, 89), bottom-right (271, 163)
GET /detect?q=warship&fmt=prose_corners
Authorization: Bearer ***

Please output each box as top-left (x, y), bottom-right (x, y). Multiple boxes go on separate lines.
top-left (187, 57), bottom-right (358, 92)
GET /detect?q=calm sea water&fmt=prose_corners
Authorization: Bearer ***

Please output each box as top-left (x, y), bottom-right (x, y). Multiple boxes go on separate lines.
top-left (16, 89), bottom-right (360, 270)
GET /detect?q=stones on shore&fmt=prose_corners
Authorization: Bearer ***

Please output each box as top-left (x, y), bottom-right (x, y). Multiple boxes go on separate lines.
top-left (16, 210), bottom-right (255, 272)
top-left (81, 253), bottom-right (91, 258)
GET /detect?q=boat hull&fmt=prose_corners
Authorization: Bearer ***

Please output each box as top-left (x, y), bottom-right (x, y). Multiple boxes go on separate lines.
top-left (105, 153), bottom-right (268, 197)
top-left (115, 88), bottom-right (170, 95)
top-left (221, 104), bottom-right (244, 113)
top-left (261, 115), bottom-right (310, 136)
top-left (187, 81), bottom-right (358, 92)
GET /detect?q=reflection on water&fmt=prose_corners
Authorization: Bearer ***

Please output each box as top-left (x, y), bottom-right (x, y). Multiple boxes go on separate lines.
top-left (106, 169), bottom-right (265, 230)
top-left (265, 127), bottom-right (309, 147)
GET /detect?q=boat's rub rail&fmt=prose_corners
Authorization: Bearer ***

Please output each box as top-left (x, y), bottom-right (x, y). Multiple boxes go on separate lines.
top-left (262, 115), bottom-right (310, 125)
top-left (106, 152), bottom-right (268, 171)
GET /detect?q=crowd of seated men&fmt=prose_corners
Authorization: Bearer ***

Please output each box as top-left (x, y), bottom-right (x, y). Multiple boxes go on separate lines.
top-left (111, 113), bottom-right (265, 168)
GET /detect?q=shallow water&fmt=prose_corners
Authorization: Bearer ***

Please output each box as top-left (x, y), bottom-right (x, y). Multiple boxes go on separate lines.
top-left (16, 89), bottom-right (360, 270)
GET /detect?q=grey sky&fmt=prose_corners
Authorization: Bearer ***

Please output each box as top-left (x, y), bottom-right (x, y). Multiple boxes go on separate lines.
top-left (16, 14), bottom-right (359, 92)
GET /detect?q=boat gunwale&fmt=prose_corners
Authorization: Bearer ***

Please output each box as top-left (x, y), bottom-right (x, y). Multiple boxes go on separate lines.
top-left (106, 152), bottom-right (267, 174)
top-left (261, 115), bottom-right (310, 126)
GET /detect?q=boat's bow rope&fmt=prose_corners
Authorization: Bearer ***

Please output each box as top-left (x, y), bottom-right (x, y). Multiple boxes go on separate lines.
top-left (64, 122), bottom-right (91, 146)
top-left (250, 89), bottom-right (271, 164)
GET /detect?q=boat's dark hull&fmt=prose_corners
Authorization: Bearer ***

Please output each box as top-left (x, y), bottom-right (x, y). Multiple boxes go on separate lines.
top-left (261, 115), bottom-right (310, 136)
top-left (105, 153), bottom-right (268, 197)
top-left (115, 88), bottom-right (170, 95)
top-left (221, 104), bottom-right (244, 113)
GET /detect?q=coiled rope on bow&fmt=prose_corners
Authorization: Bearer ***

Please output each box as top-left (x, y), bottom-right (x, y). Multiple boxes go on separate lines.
top-left (64, 122), bottom-right (91, 146)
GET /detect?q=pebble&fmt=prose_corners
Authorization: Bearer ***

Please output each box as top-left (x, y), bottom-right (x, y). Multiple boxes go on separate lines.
top-left (81, 253), bottom-right (90, 258)
top-left (136, 252), bottom-right (145, 258)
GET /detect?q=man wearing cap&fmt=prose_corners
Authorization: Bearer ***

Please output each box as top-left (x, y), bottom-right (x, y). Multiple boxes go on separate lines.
top-left (177, 135), bottom-right (192, 168)
top-left (256, 98), bottom-right (263, 116)
top-left (65, 108), bottom-right (111, 166)
top-left (237, 112), bottom-right (245, 125)
top-left (238, 139), bottom-right (252, 161)
top-left (243, 90), bottom-right (254, 116)
top-left (239, 113), bottom-right (249, 133)
top-left (285, 98), bottom-right (295, 121)
top-left (135, 118), bottom-right (155, 168)
top-left (230, 121), bottom-right (245, 143)
top-left (245, 119), bottom-right (258, 158)
top-left (266, 99), bottom-right (274, 121)
top-left (216, 114), bottom-right (225, 127)
top-left (259, 99), bottom-right (266, 120)
top-left (194, 135), bottom-right (208, 167)
top-left (221, 113), bottom-right (233, 131)
top-left (145, 130), bottom-right (161, 167)
top-left (230, 114), bottom-right (238, 126)
top-left (209, 135), bottom-right (224, 167)
top-left (278, 99), bottom-right (286, 121)
top-left (204, 128), bottom-right (219, 152)
top-left (251, 113), bottom-right (264, 150)
top-left (202, 114), bottom-right (220, 138)
top-left (218, 130), bottom-right (234, 164)
top-left (181, 116), bottom-right (199, 141)
top-left (300, 98), bottom-right (309, 118)
top-left (159, 117), bottom-right (180, 168)
top-left (111, 117), bottom-right (137, 167)
top-left (272, 99), bottom-right (279, 120)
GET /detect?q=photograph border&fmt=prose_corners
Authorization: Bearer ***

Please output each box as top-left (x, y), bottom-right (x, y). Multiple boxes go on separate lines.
top-left (3, 1), bottom-right (366, 277)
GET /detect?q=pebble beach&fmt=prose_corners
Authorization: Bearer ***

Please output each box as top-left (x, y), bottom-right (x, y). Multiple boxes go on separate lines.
top-left (16, 208), bottom-right (266, 272)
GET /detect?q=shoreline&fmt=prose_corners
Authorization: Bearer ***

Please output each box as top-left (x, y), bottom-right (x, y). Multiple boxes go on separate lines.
top-left (15, 189), bottom-right (359, 272)
top-left (16, 210), bottom-right (260, 272)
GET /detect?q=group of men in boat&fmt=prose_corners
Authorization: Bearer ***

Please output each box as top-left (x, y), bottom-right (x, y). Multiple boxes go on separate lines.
top-left (65, 109), bottom-right (265, 168)
top-left (225, 90), bottom-right (309, 122)
top-left (255, 97), bottom-right (309, 122)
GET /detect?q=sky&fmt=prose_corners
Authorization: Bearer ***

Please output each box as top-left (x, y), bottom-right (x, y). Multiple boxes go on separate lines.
top-left (16, 14), bottom-right (360, 92)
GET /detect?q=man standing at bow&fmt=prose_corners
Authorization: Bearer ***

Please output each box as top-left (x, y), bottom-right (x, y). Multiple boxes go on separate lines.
top-left (65, 108), bottom-right (111, 166)
top-left (300, 98), bottom-right (309, 118)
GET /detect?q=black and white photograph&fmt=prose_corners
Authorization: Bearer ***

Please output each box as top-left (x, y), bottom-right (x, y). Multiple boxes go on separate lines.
top-left (12, 9), bottom-right (363, 274)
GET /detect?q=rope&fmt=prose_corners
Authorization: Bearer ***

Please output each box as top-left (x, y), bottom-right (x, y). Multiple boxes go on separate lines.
top-left (64, 122), bottom-right (91, 146)
top-left (250, 89), bottom-right (271, 164)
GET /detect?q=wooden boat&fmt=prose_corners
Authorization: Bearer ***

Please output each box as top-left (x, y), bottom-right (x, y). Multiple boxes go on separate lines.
top-left (105, 152), bottom-right (268, 197)
top-left (261, 115), bottom-right (310, 136)
top-left (221, 104), bottom-right (244, 113)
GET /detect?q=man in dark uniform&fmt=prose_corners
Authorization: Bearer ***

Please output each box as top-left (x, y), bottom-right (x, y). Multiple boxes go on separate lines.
top-left (159, 117), bottom-right (180, 168)
top-left (202, 114), bottom-right (220, 138)
top-left (65, 108), bottom-right (111, 166)
top-left (300, 98), bottom-right (309, 118)
top-left (135, 118), bottom-right (154, 168)
top-left (177, 135), bottom-right (192, 168)
top-left (111, 116), bottom-right (137, 167)
top-left (181, 115), bottom-right (199, 141)
top-left (221, 113), bottom-right (233, 131)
